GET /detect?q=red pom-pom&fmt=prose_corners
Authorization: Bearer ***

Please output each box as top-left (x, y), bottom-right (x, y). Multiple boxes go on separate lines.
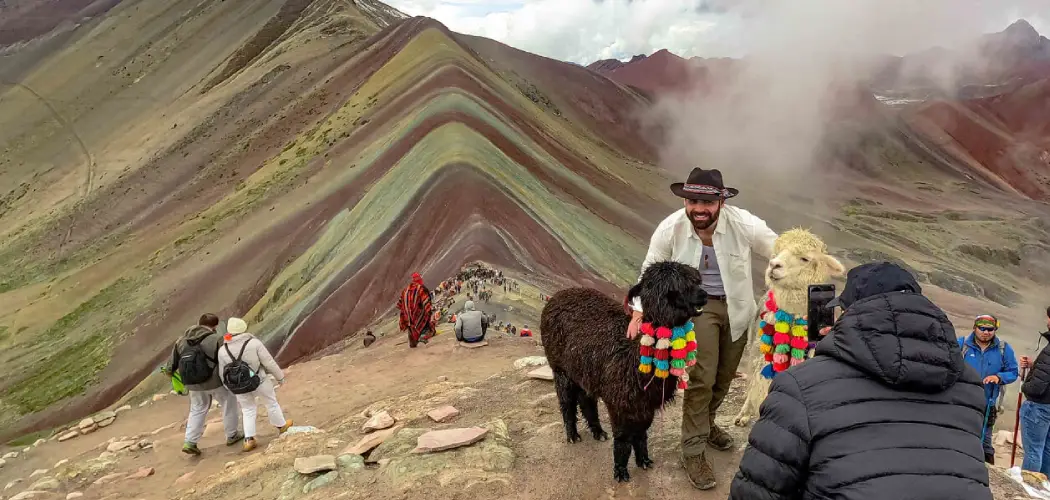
top-left (773, 332), bottom-right (790, 345)
top-left (640, 345), bottom-right (654, 357)
top-left (686, 340), bottom-right (697, 352)
top-left (764, 353), bottom-right (774, 362)
top-left (671, 348), bottom-right (687, 359)
top-left (678, 379), bottom-right (688, 390)
top-left (789, 336), bottom-right (809, 350)
top-left (762, 323), bottom-right (775, 335)
top-left (640, 323), bottom-right (655, 336)
top-left (655, 349), bottom-right (669, 360)
top-left (773, 361), bottom-right (789, 372)
top-left (656, 327), bottom-right (673, 339)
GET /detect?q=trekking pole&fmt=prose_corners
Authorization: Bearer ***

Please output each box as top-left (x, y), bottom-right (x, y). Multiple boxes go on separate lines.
top-left (1011, 365), bottom-right (1028, 468)
top-left (981, 397), bottom-right (993, 446)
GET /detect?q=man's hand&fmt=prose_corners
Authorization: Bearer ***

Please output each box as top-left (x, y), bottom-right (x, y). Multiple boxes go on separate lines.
top-left (1021, 356), bottom-right (1031, 369)
top-left (819, 327), bottom-right (831, 336)
top-left (627, 311), bottom-right (644, 339)
top-left (983, 375), bottom-right (1002, 385)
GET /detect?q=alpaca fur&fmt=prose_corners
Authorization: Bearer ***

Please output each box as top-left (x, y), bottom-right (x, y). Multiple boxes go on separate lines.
top-left (733, 228), bottom-right (845, 426)
top-left (540, 261), bottom-right (707, 483)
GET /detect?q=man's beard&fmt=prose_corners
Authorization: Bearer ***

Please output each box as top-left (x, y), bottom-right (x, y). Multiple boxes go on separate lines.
top-left (689, 206), bottom-right (721, 231)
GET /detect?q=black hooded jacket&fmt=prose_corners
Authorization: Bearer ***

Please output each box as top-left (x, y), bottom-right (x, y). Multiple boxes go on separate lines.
top-left (729, 291), bottom-right (991, 500)
top-left (1022, 332), bottom-right (1050, 404)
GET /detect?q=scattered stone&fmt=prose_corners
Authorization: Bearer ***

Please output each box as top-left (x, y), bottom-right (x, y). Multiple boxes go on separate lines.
top-left (57, 431), bottom-right (79, 442)
top-left (33, 439), bottom-right (46, 447)
top-left (527, 365), bottom-right (554, 381)
top-left (362, 411), bottom-right (395, 432)
top-left (343, 425), bottom-right (402, 455)
top-left (151, 423), bottom-right (177, 435)
top-left (174, 472), bottom-right (195, 485)
top-left (80, 423), bottom-right (99, 435)
top-left (11, 491), bottom-right (51, 500)
top-left (427, 405), bottom-right (460, 423)
top-left (107, 441), bottom-right (135, 453)
top-left (513, 356), bottom-right (548, 370)
top-left (279, 426), bottom-right (321, 437)
top-left (3, 451), bottom-right (18, 459)
top-left (6, 479), bottom-right (23, 490)
top-left (98, 452), bottom-right (115, 460)
top-left (29, 469), bottom-right (48, 478)
top-left (95, 411), bottom-right (117, 428)
top-left (152, 393), bottom-right (168, 402)
top-left (294, 455), bottom-right (337, 474)
top-left (53, 460), bottom-right (69, 469)
top-left (1022, 469), bottom-right (1047, 486)
top-left (114, 405), bottom-right (132, 414)
top-left (412, 427), bottom-right (488, 453)
top-left (138, 401), bottom-right (150, 408)
top-left (67, 493), bottom-right (84, 499)
top-left (135, 439), bottom-right (153, 451)
top-left (337, 454), bottom-right (365, 471)
top-left (325, 439), bottom-right (343, 449)
top-left (127, 467), bottom-right (155, 479)
top-left (437, 376), bottom-right (448, 382)
top-left (77, 418), bottom-right (95, 430)
top-left (93, 472), bottom-right (125, 485)
top-left (377, 458), bottom-right (391, 467)
top-left (302, 471), bottom-right (338, 494)
top-left (225, 461), bottom-right (236, 469)
top-left (29, 477), bottom-right (59, 491)
top-left (458, 341), bottom-right (488, 348)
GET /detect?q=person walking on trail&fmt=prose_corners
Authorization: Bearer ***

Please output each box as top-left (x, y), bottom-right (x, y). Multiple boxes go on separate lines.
top-left (162, 313), bottom-right (243, 455)
top-left (454, 300), bottom-right (489, 343)
top-left (730, 262), bottom-right (992, 500)
top-left (1019, 306), bottom-right (1050, 475)
top-left (626, 167), bottom-right (777, 490)
top-left (958, 313), bottom-right (1019, 464)
top-left (398, 272), bottom-right (435, 348)
top-left (217, 317), bottom-right (293, 452)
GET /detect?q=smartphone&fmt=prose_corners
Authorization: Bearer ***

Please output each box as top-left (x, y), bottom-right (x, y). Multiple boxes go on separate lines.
top-left (807, 284), bottom-right (836, 342)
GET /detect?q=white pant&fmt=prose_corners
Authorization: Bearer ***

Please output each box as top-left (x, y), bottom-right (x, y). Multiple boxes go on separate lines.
top-left (235, 379), bottom-right (287, 438)
top-left (185, 387), bottom-right (242, 444)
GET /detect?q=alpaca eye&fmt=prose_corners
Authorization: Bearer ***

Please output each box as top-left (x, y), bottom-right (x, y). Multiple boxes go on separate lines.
top-left (800, 257), bottom-right (810, 263)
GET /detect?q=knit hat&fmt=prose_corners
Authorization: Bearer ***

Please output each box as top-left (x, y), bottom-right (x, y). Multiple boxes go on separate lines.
top-left (974, 314), bottom-right (999, 330)
top-left (227, 317), bottom-right (248, 335)
top-left (827, 262), bottom-right (920, 310)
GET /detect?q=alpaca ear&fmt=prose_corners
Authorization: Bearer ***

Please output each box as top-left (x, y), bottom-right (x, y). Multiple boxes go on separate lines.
top-left (822, 254), bottom-right (846, 277)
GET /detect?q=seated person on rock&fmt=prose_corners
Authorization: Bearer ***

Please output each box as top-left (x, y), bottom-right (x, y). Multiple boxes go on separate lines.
top-left (455, 300), bottom-right (489, 343)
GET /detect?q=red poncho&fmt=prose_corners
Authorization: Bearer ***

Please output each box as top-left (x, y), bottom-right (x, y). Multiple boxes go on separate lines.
top-left (398, 275), bottom-right (434, 343)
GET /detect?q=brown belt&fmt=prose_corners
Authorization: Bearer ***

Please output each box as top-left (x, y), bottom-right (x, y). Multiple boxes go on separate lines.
top-left (707, 294), bottom-right (727, 301)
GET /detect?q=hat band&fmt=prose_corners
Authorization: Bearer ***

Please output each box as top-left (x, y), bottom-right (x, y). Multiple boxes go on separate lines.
top-left (683, 183), bottom-right (727, 197)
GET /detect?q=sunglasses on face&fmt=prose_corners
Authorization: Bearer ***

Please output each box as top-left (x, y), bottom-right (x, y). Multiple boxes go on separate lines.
top-left (978, 326), bottom-right (997, 332)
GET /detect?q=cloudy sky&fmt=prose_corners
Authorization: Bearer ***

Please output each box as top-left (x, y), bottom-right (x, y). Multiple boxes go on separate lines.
top-left (384, 0), bottom-right (1050, 65)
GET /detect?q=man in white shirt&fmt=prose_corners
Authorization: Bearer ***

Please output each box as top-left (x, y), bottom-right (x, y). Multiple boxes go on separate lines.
top-left (627, 167), bottom-right (777, 490)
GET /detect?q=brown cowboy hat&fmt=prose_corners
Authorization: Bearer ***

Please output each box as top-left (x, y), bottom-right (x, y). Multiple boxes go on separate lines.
top-left (670, 167), bottom-right (739, 201)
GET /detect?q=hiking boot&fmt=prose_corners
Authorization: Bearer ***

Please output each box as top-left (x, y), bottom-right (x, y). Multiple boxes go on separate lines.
top-left (226, 432), bottom-right (245, 446)
top-left (181, 442), bottom-right (201, 456)
top-left (708, 424), bottom-right (734, 451)
top-left (278, 419), bottom-right (294, 435)
top-left (683, 454), bottom-right (717, 490)
top-left (242, 437), bottom-right (257, 452)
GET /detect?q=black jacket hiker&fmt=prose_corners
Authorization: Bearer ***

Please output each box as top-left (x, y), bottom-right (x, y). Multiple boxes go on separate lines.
top-left (1023, 332), bottom-right (1050, 404)
top-left (729, 290), bottom-right (991, 500)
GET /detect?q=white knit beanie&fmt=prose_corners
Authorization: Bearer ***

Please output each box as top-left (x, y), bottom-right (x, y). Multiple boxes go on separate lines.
top-left (226, 317), bottom-right (248, 335)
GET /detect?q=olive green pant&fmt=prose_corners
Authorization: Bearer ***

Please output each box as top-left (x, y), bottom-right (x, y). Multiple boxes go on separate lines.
top-left (681, 298), bottom-right (747, 458)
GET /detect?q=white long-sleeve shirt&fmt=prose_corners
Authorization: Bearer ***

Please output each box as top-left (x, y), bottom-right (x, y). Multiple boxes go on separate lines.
top-left (631, 205), bottom-right (777, 341)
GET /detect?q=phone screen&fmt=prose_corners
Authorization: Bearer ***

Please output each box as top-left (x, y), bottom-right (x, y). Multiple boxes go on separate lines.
top-left (807, 284), bottom-right (836, 343)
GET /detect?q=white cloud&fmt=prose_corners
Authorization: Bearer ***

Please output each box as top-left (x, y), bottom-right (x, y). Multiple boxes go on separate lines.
top-left (385, 0), bottom-right (1050, 65)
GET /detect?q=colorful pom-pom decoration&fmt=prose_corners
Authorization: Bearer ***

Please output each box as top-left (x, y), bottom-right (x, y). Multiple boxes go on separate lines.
top-left (757, 289), bottom-right (812, 379)
top-left (638, 320), bottom-right (699, 380)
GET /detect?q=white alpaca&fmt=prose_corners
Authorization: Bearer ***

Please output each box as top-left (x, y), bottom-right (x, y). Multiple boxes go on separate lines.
top-left (734, 228), bottom-right (845, 427)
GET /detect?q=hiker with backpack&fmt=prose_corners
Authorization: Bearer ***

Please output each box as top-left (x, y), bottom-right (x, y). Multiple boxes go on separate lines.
top-left (161, 313), bottom-right (244, 455)
top-left (958, 314), bottom-right (1019, 464)
top-left (217, 317), bottom-right (292, 452)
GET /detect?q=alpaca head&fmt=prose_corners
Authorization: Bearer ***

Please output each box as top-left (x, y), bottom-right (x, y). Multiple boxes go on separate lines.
top-left (766, 228), bottom-right (845, 300)
top-left (631, 261), bottom-right (708, 328)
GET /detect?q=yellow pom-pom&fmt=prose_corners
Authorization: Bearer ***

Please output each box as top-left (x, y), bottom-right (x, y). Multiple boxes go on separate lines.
top-left (759, 343), bottom-right (772, 354)
top-left (639, 364), bottom-right (652, 374)
top-left (671, 338), bottom-right (687, 350)
top-left (685, 330), bottom-right (696, 342)
top-left (791, 325), bottom-right (807, 337)
top-left (775, 321), bottom-right (790, 333)
top-left (655, 369), bottom-right (669, 378)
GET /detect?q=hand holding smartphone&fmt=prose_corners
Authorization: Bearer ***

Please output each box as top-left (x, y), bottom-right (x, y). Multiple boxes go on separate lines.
top-left (807, 284), bottom-right (836, 343)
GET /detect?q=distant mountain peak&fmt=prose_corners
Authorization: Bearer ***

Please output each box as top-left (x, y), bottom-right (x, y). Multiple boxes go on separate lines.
top-left (1005, 19), bottom-right (1039, 39)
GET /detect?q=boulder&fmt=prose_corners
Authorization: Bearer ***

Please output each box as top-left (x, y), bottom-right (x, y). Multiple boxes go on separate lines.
top-left (337, 454), bottom-right (365, 472)
top-left (92, 473), bottom-right (125, 485)
top-left (29, 477), bottom-right (59, 491)
top-left (126, 467), bottom-right (155, 479)
top-left (106, 441), bottom-right (135, 453)
top-left (294, 455), bottom-right (337, 474)
top-left (412, 427), bottom-right (488, 453)
top-left (513, 356), bottom-right (548, 370)
top-left (527, 366), bottom-right (554, 381)
top-left (29, 469), bottom-right (48, 478)
top-left (362, 411), bottom-right (395, 432)
top-left (427, 405), bottom-right (460, 423)
top-left (343, 425), bottom-right (401, 455)
top-left (57, 431), bottom-right (79, 442)
top-left (302, 471), bottom-right (338, 494)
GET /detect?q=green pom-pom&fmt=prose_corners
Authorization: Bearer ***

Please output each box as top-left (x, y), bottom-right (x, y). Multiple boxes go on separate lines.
top-left (671, 359), bottom-right (686, 369)
top-left (790, 348), bottom-right (806, 359)
top-left (774, 343), bottom-right (791, 354)
top-left (686, 351), bottom-right (697, 361)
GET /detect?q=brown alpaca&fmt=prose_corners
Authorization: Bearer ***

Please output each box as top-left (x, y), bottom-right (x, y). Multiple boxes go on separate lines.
top-left (734, 228), bottom-right (844, 426)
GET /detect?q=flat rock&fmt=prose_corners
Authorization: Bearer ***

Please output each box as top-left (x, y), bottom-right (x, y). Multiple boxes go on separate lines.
top-left (29, 478), bottom-right (59, 491)
top-left (294, 455), bottom-right (337, 474)
top-left (427, 405), bottom-right (460, 423)
top-left (513, 356), bottom-right (548, 370)
top-left (93, 472), bottom-right (125, 485)
top-left (77, 418), bottom-right (95, 430)
top-left (280, 426), bottom-right (322, 437)
top-left (362, 411), bottom-right (395, 432)
top-left (343, 425), bottom-right (401, 455)
top-left (527, 366), bottom-right (554, 381)
top-left (97, 417), bottom-right (116, 428)
top-left (107, 441), bottom-right (135, 453)
top-left (174, 472), bottom-right (195, 485)
top-left (11, 491), bottom-right (52, 500)
top-left (302, 471), bottom-right (338, 494)
top-left (57, 431), bottom-right (79, 442)
top-left (458, 341), bottom-right (488, 348)
top-left (114, 405), bottom-right (132, 414)
top-left (30, 469), bottom-right (49, 478)
top-left (79, 423), bottom-right (98, 435)
top-left (337, 454), bottom-right (365, 471)
top-left (66, 493), bottom-right (84, 499)
top-left (412, 427), bottom-right (488, 453)
top-left (3, 451), bottom-right (18, 459)
top-left (127, 467), bottom-right (155, 479)
top-left (94, 411), bottom-right (116, 422)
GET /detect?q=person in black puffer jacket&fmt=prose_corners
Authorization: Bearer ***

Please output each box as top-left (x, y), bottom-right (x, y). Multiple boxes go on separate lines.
top-left (1018, 306), bottom-right (1050, 475)
top-left (729, 262), bottom-right (991, 500)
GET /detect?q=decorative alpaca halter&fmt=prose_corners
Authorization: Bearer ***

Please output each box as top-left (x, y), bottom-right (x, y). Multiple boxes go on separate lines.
top-left (758, 290), bottom-right (809, 379)
top-left (638, 320), bottom-right (698, 390)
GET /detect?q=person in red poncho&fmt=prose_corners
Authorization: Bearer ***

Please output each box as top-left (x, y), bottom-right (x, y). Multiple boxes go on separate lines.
top-left (398, 273), bottom-right (435, 348)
